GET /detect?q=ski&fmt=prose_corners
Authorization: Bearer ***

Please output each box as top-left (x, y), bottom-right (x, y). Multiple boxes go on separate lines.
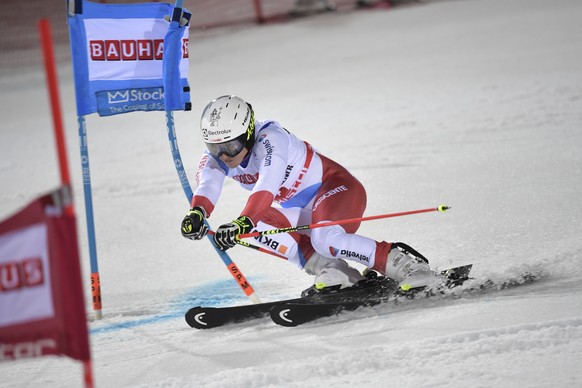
top-left (270, 267), bottom-right (542, 327)
top-left (185, 264), bottom-right (472, 329)
top-left (269, 270), bottom-right (473, 327)
top-left (184, 276), bottom-right (396, 329)
top-left (185, 298), bottom-right (303, 329)
top-left (269, 281), bottom-right (471, 327)
top-left (270, 300), bottom-right (371, 327)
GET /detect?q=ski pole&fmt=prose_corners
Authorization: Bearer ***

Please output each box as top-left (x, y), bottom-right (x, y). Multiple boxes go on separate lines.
top-left (238, 205), bottom-right (450, 240)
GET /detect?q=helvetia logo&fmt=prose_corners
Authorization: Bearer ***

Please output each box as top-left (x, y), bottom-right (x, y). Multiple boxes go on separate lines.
top-left (329, 246), bottom-right (340, 257)
top-left (328, 247), bottom-right (370, 262)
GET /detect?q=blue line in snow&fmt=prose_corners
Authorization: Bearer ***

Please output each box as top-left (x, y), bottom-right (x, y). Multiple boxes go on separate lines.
top-left (90, 313), bottom-right (179, 334)
top-left (89, 277), bottom-right (257, 335)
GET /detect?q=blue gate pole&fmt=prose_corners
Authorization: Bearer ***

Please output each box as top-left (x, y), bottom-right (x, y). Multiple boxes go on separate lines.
top-left (165, 111), bottom-right (260, 303)
top-left (164, 0), bottom-right (260, 303)
top-left (77, 115), bottom-right (103, 319)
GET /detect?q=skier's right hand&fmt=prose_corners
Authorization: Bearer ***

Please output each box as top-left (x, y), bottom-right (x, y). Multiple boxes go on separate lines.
top-left (181, 206), bottom-right (209, 240)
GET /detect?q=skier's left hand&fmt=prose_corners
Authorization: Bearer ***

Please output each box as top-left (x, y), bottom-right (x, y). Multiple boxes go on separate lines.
top-left (213, 216), bottom-right (255, 251)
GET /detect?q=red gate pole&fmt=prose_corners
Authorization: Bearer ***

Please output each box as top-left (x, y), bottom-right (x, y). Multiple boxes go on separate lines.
top-left (253, 0), bottom-right (265, 24)
top-left (39, 17), bottom-right (94, 388)
top-left (38, 18), bottom-right (74, 217)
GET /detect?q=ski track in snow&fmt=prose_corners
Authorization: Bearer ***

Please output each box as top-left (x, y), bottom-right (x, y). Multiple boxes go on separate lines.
top-left (2, 0), bottom-right (582, 386)
top-left (140, 318), bottom-right (582, 388)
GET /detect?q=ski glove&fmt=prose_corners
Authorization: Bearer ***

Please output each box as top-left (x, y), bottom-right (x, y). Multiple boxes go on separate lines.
top-left (213, 216), bottom-right (255, 251)
top-left (181, 206), bottom-right (209, 240)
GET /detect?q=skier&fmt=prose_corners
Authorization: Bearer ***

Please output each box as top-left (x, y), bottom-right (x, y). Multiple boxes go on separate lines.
top-left (181, 95), bottom-right (444, 292)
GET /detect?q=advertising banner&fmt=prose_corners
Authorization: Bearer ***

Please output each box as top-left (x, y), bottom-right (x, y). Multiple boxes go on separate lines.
top-left (67, 0), bottom-right (190, 116)
top-left (0, 188), bottom-right (90, 363)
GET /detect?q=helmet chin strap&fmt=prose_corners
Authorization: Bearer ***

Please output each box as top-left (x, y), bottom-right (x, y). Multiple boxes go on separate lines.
top-left (239, 147), bottom-right (252, 168)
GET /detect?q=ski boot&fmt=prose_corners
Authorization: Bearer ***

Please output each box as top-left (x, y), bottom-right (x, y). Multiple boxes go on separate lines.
top-left (301, 253), bottom-right (365, 297)
top-left (376, 242), bottom-right (446, 293)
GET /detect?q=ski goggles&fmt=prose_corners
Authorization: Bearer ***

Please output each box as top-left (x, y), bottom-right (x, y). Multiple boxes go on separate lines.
top-left (205, 132), bottom-right (247, 158)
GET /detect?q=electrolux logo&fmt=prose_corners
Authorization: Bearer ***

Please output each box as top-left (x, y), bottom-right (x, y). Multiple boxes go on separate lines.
top-left (207, 129), bottom-right (231, 136)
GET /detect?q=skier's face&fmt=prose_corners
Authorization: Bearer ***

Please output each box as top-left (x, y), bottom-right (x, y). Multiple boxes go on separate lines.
top-left (220, 147), bottom-right (248, 168)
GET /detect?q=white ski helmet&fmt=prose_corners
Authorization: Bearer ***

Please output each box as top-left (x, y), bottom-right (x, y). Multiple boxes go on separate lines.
top-left (200, 95), bottom-right (255, 158)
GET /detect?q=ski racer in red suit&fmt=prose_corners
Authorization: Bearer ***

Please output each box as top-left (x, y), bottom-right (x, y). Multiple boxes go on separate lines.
top-left (181, 95), bottom-right (444, 292)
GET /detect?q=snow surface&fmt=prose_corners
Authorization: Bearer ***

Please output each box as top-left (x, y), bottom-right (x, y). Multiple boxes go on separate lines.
top-left (1, 0), bottom-right (582, 386)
